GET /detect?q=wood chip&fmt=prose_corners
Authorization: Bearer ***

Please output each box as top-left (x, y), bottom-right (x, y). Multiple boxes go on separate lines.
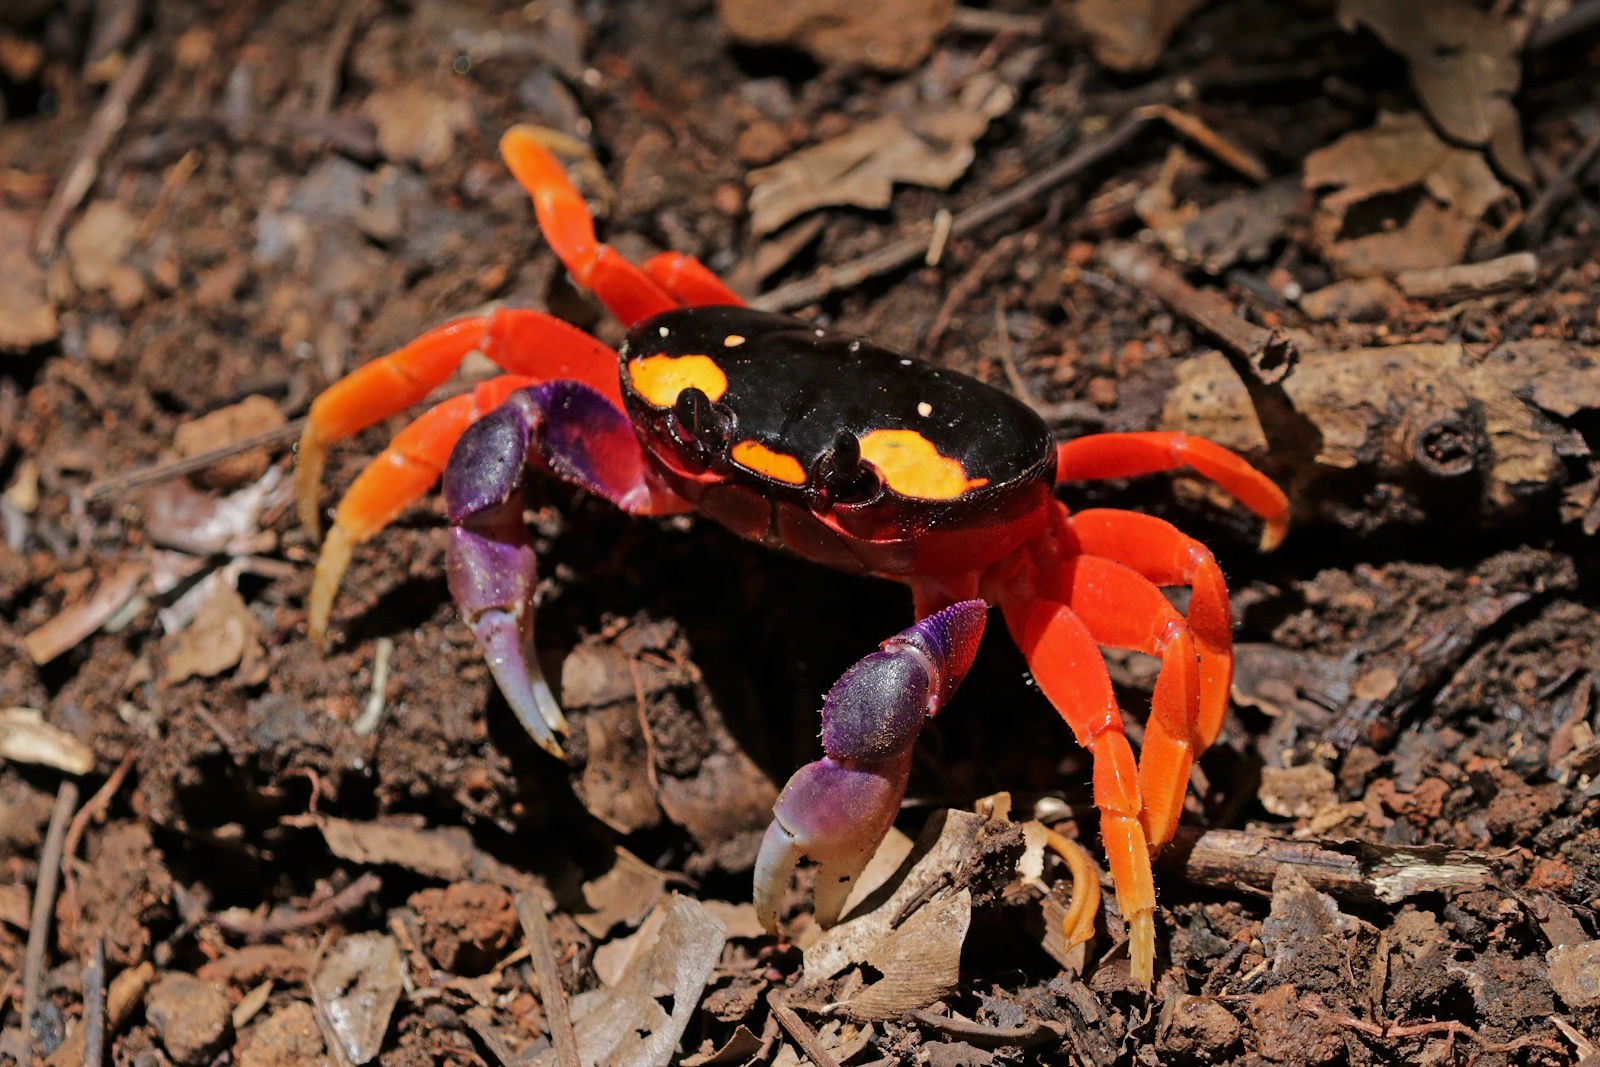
top-left (1397, 252), bottom-right (1539, 300)
top-left (23, 562), bottom-right (146, 665)
top-left (0, 709), bottom-right (95, 774)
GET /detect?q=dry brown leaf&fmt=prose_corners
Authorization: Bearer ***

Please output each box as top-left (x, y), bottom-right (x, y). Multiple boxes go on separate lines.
top-left (1052, 0), bottom-right (1207, 72)
top-left (836, 887), bottom-right (971, 1021)
top-left (655, 750), bottom-right (777, 852)
top-left (1302, 111), bottom-right (1510, 278)
top-left (715, 0), bottom-right (955, 73)
top-left (317, 817), bottom-right (537, 891)
top-left (747, 75), bottom-right (1015, 236)
top-left (0, 209), bottom-right (56, 350)
top-left (538, 894), bottom-right (725, 1067)
top-left (0, 881), bottom-right (28, 929)
top-left (681, 1025), bottom-right (762, 1067)
top-left (803, 809), bottom-right (984, 984)
top-left (309, 933), bottom-right (402, 1066)
top-left (162, 580), bottom-right (261, 684)
top-left (576, 704), bottom-right (661, 835)
top-left (1337, 0), bottom-right (1532, 186)
top-left (577, 847), bottom-right (668, 939)
top-left (1168, 177), bottom-right (1304, 274)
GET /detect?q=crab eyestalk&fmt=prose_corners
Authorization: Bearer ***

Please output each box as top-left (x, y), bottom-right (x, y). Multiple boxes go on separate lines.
top-left (754, 600), bottom-right (986, 933)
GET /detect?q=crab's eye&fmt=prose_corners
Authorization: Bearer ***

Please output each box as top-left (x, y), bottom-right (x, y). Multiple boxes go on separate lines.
top-left (673, 386), bottom-right (726, 448)
top-left (815, 428), bottom-right (879, 504)
top-left (823, 428), bottom-right (860, 482)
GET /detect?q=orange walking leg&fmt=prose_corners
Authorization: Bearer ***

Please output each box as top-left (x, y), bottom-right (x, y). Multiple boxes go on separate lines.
top-left (308, 376), bottom-right (535, 648)
top-left (296, 308), bottom-right (624, 543)
top-left (642, 252), bottom-right (744, 307)
top-left (1054, 432), bottom-right (1289, 550)
top-left (500, 126), bottom-right (678, 327)
top-left (1048, 554), bottom-right (1201, 857)
top-left (1066, 509), bottom-right (1233, 751)
top-left (1000, 592), bottom-right (1157, 987)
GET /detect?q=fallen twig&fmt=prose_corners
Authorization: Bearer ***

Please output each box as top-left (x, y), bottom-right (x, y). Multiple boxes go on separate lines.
top-left (766, 990), bottom-right (842, 1067)
top-left (1523, 131), bottom-right (1600, 244)
top-left (1097, 243), bottom-right (1324, 483)
top-left (906, 1007), bottom-right (1065, 1048)
top-left (44, 962), bottom-right (152, 1067)
top-left (311, 0), bottom-right (372, 116)
top-left (752, 113), bottom-right (1149, 313)
top-left (926, 234), bottom-right (1019, 354)
top-left (1163, 828), bottom-right (1490, 905)
top-left (1133, 104), bottom-right (1270, 183)
top-left (34, 41), bottom-right (155, 257)
top-left (950, 5), bottom-right (1044, 35)
top-left (1397, 253), bottom-right (1539, 301)
top-left (1528, 0), bottom-right (1600, 50)
top-left (211, 871), bottom-right (382, 939)
top-left (61, 749), bottom-right (138, 935)
top-left (463, 1006), bottom-right (523, 1067)
top-left (1097, 244), bottom-right (1300, 379)
top-left (1298, 994), bottom-right (1568, 1059)
top-left (80, 939), bottom-right (106, 1067)
top-left (515, 892), bottom-right (580, 1067)
top-left (85, 379), bottom-right (476, 502)
top-left (351, 637), bottom-right (395, 737)
top-left (23, 782), bottom-right (78, 1056)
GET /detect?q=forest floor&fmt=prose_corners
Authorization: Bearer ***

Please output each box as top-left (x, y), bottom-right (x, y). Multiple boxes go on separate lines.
top-left (1, 0), bottom-right (1600, 1065)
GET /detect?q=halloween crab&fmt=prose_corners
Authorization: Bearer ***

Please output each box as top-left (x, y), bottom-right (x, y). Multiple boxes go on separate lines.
top-left (294, 126), bottom-right (1289, 986)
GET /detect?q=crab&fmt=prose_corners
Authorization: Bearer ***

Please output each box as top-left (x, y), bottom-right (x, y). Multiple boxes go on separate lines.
top-left (294, 126), bottom-right (1289, 987)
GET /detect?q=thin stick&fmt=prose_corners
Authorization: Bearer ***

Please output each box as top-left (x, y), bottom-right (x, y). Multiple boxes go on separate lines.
top-left (85, 379), bottom-right (477, 502)
top-left (34, 41), bottom-right (155, 257)
top-left (751, 113), bottom-right (1148, 313)
top-left (310, 0), bottom-right (371, 117)
top-left (925, 234), bottom-right (1018, 354)
top-left (992, 301), bottom-right (1040, 408)
top-left (1522, 129), bottom-right (1600, 243)
top-left (60, 749), bottom-right (138, 934)
top-left (351, 637), bottom-right (394, 737)
top-left (950, 5), bottom-right (1044, 34)
top-left (80, 939), bottom-right (106, 1067)
top-left (906, 1007), bottom-right (1063, 1048)
top-left (765, 990), bottom-right (842, 1067)
top-left (211, 871), bottom-right (381, 939)
top-left (23, 781), bottom-right (79, 1056)
top-left (515, 892), bottom-right (580, 1067)
top-left (1528, 0), bottom-right (1600, 49)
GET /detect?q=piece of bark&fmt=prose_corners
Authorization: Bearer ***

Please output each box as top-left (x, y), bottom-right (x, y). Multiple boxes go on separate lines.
top-left (1397, 252), bottom-right (1538, 300)
top-left (1161, 828), bottom-right (1491, 904)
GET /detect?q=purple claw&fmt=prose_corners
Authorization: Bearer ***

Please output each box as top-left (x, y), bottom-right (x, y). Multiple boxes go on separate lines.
top-left (442, 382), bottom-right (667, 754)
top-left (754, 601), bottom-right (987, 932)
top-left (446, 502), bottom-right (567, 756)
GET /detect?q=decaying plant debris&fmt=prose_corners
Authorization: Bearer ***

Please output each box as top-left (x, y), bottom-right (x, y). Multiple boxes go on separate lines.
top-left (2, 0), bottom-right (1600, 1065)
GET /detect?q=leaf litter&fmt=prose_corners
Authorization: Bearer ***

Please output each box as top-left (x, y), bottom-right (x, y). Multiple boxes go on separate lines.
top-left (7, 0), bottom-right (1600, 1065)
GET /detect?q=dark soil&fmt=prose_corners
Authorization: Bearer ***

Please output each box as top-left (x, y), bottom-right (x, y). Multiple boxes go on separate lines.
top-left (1, 0), bottom-right (1599, 1065)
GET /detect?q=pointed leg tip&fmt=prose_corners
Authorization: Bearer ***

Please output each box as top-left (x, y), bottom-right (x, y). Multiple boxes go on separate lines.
top-left (1260, 515), bottom-right (1288, 553)
top-left (1129, 908), bottom-right (1155, 989)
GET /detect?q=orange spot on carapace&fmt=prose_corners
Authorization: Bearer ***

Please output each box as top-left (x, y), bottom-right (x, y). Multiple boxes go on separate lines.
top-left (732, 440), bottom-right (807, 484)
top-left (628, 354), bottom-right (728, 407)
top-left (859, 429), bottom-right (987, 499)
